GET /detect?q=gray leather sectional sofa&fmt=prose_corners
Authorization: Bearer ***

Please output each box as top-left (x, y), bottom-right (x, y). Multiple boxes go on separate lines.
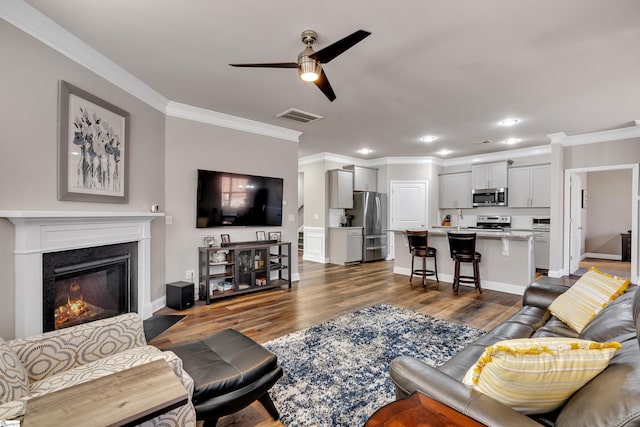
top-left (390, 279), bottom-right (640, 426)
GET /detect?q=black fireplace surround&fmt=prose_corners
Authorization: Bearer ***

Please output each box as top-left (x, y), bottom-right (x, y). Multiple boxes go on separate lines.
top-left (42, 242), bottom-right (138, 332)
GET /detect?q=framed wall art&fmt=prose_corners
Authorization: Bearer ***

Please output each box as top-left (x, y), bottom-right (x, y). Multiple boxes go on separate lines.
top-left (268, 232), bottom-right (281, 242)
top-left (57, 80), bottom-right (130, 203)
top-left (256, 231), bottom-right (266, 241)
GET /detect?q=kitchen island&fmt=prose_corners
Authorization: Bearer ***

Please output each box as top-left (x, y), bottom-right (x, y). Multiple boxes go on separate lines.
top-left (391, 227), bottom-right (536, 295)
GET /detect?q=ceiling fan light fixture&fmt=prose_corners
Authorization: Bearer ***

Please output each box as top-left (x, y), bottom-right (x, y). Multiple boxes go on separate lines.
top-left (298, 55), bottom-right (321, 82)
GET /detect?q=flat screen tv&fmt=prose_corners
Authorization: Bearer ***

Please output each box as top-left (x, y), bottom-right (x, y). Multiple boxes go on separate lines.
top-left (196, 169), bottom-right (283, 228)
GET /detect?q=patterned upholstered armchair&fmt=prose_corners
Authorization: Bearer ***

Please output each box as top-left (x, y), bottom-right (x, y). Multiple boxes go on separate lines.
top-left (0, 313), bottom-right (196, 426)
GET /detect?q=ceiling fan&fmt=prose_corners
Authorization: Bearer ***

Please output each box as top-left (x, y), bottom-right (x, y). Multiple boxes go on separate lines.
top-left (230, 29), bottom-right (371, 102)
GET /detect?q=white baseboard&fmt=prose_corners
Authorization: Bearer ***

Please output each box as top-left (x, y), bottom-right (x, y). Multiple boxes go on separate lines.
top-left (393, 267), bottom-right (527, 296)
top-left (584, 252), bottom-right (622, 261)
top-left (302, 254), bottom-right (329, 263)
top-left (150, 295), bottom-right (167, 316)
top-left (547, 269), bottom-right (564, 278)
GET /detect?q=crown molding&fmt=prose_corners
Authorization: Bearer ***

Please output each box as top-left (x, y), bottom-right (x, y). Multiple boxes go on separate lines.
top-left (548, 121), bottom-right (640, 146)
top-left (442, 144), bottom-right (551, 167)
top-left (1, 0), bottom-right (302, 143)
top-left (166, 102), bottom-right (302, 143)
top-left (298, 152), bottom-right (363, 167)
top-left (367, 156), bottom-right (443, 167)
top-left (0, 0), bottom-right (169, 112)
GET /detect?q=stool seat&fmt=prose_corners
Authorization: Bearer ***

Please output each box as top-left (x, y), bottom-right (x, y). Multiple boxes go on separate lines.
top-left (167, 329), bottom-right (283, 426)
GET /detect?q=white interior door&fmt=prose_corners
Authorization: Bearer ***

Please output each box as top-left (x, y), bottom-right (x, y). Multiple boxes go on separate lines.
top-left (569, 174), bottom-right (583, 273)
top-left (390, 181), bottom-right (428, 231)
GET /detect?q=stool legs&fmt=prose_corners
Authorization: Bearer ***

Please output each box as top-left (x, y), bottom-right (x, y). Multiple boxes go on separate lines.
top-left (452, 258), bottom-right (481, 295)
top-left (453, 259), bottom-right (461, 294)
top-left (474, 260), bottom-right (482, 294)
top-left (433, 252), bottom-right (439, 283)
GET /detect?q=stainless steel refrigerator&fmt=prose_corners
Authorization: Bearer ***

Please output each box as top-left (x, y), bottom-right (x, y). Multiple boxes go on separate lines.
top-left (346, 192), bottom-right (388, 262)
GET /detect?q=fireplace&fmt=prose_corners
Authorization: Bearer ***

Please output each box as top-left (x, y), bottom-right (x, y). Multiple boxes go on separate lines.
top-left (0, 210), bottom-right (161, 338)
top-left (42, 242), bottom-right (137, 332)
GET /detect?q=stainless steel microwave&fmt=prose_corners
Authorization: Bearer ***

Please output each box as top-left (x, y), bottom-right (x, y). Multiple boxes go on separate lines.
top-left (472, 188), bottom-right (508, 207)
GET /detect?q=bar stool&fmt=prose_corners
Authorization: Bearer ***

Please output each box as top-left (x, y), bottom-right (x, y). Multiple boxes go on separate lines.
top-left (406, 230), bottom-right (439, 287)
top-left (447, 232), bottom-right (482, 294)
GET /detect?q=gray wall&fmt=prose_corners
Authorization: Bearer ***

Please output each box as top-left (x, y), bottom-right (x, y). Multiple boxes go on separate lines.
top-left (0, 21), bottom-right (166, 338)
top-left (164, 117), bottom-right (299, 287)
top-left (585, 169), bottom-right (632, 256)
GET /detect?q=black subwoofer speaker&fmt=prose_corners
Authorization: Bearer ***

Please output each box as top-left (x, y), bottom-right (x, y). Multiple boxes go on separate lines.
top-left (166, 281), bottom-right (194, 310)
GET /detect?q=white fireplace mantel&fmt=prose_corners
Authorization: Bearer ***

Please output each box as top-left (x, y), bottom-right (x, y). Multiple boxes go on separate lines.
top-left (0, 210), bottom-right (164, 338)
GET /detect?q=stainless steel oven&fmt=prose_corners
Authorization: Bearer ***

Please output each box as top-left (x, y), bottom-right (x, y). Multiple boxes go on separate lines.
top-left (472, 188), bottom-right (508, 207)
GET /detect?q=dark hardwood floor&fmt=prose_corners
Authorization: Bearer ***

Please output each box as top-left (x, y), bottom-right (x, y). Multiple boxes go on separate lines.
top-left (150, 255), bottom-right (523, 426)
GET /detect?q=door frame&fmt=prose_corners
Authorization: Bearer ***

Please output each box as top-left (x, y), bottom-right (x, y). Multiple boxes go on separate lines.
top-left (563, 163), bottom-right (638, 283)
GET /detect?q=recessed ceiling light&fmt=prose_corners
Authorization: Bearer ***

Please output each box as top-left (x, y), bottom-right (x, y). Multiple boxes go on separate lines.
top-left (437, 149), bottom-right (452, 156)
top-left (420, 135), bottom-right (437, 143)
top-left (499, 118), bottom-right (520, 126)
top-left (503, 138), bottom-right (521, 145)
top-left (357, 148), bottom-right (373, 155)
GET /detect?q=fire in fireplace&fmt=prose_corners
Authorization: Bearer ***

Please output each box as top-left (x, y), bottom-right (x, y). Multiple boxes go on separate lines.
top-left (42, 242), bottom-right (138, 332)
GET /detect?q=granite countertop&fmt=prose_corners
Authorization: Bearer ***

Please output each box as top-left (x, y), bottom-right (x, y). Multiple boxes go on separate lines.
top-left (428, 226), bottom-right (538, 240)
top-left (329, 226), bottom-right (363, 229)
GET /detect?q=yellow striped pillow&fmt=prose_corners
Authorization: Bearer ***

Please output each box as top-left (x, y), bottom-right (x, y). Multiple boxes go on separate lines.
top-left (462, 338), bottom-right (620, 414)
top-left (548, 267), bottom-right (629, 333)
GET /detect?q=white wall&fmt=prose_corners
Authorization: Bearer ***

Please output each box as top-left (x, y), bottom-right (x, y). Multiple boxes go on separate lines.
top-left (164, 117), bottom-right (299, 287)
top-left (0, 21), bottom-right (166, 338)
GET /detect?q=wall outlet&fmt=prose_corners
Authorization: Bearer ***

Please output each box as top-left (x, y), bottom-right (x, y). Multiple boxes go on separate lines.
top-left (185, 269), bottom-right (195, 280)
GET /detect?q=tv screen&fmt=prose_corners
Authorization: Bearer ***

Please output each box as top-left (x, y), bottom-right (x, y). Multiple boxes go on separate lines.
top-left (196, 169), bottom-right (283, 228)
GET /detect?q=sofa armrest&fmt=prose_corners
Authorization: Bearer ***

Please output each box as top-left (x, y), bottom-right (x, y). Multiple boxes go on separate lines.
top-left (10, 313), bottom-right (147, 382)
top-left (522, 280), bottom-right (570, 310)
top-left (390, 356), bottom-right (540, 427)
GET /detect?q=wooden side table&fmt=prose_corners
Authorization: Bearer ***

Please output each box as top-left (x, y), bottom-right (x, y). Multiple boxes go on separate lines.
top-left (365, 391), bottom-right (485, 427)
top-left (23, 359), bottom-right (188, 427)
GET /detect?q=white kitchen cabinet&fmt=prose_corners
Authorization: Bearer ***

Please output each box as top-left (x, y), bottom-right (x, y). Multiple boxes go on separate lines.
top-left (534, 231), bottom-right (550, 269)
top-left (508, 164), bottom-right (550, 207)
top-left (329, 227), bottom-right (363, 265)
top-left (440, 172), bottom-right (472, 209)
top-left (344, 165), bottom-right (377, 192)
top-left (329, 169), bottom-right (353, 208)
top-left (472, 162), bottom-right (508, 189)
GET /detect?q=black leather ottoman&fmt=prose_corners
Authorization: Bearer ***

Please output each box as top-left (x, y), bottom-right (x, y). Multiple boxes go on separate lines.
top-left (166, 329), bottom-right (283, 427)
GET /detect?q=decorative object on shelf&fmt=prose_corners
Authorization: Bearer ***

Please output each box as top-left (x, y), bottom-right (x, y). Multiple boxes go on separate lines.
top-left (256, 231), bottom-right (266, 241)
top-left (269, 232), bottom-right (282, 242)
top-left (203, 236), bottom-right (216, 247)
top-left (213, 251), bottom-right (228, 263)
top-left (57, 80), bottom-right (129, 203)
top-left (221, 234), bottom-right (230, 244)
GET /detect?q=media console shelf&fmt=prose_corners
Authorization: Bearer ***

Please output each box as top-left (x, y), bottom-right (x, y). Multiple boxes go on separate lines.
top-left (198, 241), bottom-right (291, 304)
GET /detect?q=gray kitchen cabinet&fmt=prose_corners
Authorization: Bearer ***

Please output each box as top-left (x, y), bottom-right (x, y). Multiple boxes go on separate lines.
top-left (329, 169), bottom-right (353, 208)
top-left (329, 227), bottom-right (363, 265)
top-left (440, 172), bottom-right (472, 209)
top-left (508, 164), bottom-right (550, 207)
top-left (472, 161), bottom-right (508, 189)
top-left (343, 165), bottom-right (377, 192)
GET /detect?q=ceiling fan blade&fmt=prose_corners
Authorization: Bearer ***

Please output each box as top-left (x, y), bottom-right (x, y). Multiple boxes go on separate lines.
top-left (229, 62), bottom-right (297, 68)
top-left (310, 30), bottom-right (371, 64)
top-left (314, 69), bottom-right (336, 102)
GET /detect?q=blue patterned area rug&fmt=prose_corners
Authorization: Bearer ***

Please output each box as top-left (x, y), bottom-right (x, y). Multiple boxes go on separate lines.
top-left (263, 304), bottom-right (485, 427)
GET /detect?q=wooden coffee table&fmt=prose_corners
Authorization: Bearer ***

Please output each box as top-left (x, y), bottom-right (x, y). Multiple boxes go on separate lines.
top-left (23, 359), bottom-right (188, 427)
top-left (365, 391), bottom-right (485, 426)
